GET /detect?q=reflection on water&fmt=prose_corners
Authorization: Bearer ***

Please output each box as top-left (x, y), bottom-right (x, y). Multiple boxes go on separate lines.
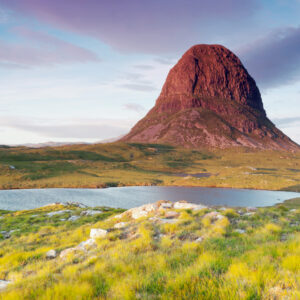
top-left (0, 186), bottom-right (299, 211)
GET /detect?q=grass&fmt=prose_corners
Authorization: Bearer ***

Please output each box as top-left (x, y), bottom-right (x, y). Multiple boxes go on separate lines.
top-left (0, 198), bottom-right (299, 299)
top-left (0, 142), bottom-right (299, 191)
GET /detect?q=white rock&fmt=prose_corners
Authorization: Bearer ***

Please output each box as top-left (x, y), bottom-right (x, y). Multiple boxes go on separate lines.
top-left (90, 228), bottom-right (107, 239)
top-left (46, 249), bottom-right (57, 259)
top-left (174, 201), bottom-right (206, 210)
top-left (235, 229), bottom-right (246, 234)
top-left (46, 210), bottom-right (71, 217)
top-left (0, 280), bottom-right (11, 290)
top-left (114, 222), bottom-right (128, 229)
top-left (68, 216), bottom-right (80, 222)
top-left (76, 239), bottom-right (97, 250)
top-left (165, 211), bottom-right (180, 219)
top-left (132, 210), bottom-right (149, 219)
top-left (59, 248), bottom-right (78, 259)
top-left (129, 202), bottom-right (159, 219)
top-left (81, 210), bottom-right (102, 216)
top-left (195, 237), bottom-right (204, 243)
top-left (244, 212), bottom-right (254, 216)
top-left (159, 218), bottom-right (179, 224)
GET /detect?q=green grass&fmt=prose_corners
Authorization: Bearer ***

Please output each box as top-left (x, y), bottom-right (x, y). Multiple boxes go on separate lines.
top-left (0, 199), bottom-right (299, 299)
top-left (0, 142), bottom-right (299, 191)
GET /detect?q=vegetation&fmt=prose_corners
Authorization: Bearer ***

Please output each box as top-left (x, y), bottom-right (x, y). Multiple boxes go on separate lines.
top-left (0, 198), bottom-right (299, 299)
top-left (0, 143), bottom-right (299, 191)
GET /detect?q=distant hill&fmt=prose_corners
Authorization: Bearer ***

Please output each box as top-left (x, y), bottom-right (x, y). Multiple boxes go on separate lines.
top-left (121, 44), bottom-right (299, 151)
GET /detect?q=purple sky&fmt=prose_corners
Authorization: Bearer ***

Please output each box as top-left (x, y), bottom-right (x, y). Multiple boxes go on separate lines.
top-left (0, 0), bottom-right (299, 144)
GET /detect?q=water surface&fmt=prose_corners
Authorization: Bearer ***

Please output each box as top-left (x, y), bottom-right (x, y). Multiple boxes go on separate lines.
top-left (0, 186), bottom-right (298, 211)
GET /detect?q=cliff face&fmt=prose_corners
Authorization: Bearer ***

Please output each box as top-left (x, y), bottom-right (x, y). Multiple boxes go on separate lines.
top-left (121, 44), bottom-right (299, 150)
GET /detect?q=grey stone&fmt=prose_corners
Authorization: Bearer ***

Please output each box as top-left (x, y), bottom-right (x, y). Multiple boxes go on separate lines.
top-left (90, 228), bottom-right (107, 239)
top-left (114, 222), bottom-right (128, 229)
top-left (0, 280), bottom-right (11, 290)
top-left (80, 210), bottom-right (102, 216)
top-left (46, 210), bottom-right (71, 217)
top-left (46, 249), bottom-right (57, 259)
top-left (68, 216), bottom-right (80, 222)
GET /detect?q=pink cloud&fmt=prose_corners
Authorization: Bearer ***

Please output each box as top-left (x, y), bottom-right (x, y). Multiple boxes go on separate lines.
top-left (0, 27), bottom-right (99, 67)
top-left (0, 0), bottom-right (259, 54)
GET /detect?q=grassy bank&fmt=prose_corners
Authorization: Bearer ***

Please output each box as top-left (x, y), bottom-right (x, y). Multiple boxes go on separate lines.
top-left (0, 199), bottom-right (299, 299)
top-left (0, 143), bottom-right (300, 191)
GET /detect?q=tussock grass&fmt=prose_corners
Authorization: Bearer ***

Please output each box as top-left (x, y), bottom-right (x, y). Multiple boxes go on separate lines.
top-left (0, 199), bottom-right (299, 299)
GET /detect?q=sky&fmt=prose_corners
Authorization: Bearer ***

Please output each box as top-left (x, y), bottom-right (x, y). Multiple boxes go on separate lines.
top-left (0, 0), bottom-right (299, 145)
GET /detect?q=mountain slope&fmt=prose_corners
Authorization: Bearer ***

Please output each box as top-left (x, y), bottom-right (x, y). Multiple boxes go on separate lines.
top-left (121, 44), bottom-right (298, 151)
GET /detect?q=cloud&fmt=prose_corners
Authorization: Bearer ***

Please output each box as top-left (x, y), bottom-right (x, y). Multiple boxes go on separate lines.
top-left (272, 116), bottom-right (300, 127)
top-left (123, 103), bottom-right (145, 113)
top-left (238, 27), bottom-right (300, 89)
top-left (0, 27), bottom-right (99, 67)
top-left (0, 0), bottom-right (259, 54)
top-left (134, 64), bottom-right (155, 70)
top-left (0, 116), bottom-right (131, 139)
top-left (119, 83), bottom-right (157, 92)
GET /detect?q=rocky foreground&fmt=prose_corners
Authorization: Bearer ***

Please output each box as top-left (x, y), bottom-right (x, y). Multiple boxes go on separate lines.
top-left (0, 199), bottom-right (299, 299)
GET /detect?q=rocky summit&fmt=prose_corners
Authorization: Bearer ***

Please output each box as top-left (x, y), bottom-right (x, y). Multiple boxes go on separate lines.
top-left (121, 44), bottom-right (299, 150)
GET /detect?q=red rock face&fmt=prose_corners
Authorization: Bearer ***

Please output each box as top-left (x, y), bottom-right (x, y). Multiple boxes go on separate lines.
top-left (121, 44), bottom-right (299, 151)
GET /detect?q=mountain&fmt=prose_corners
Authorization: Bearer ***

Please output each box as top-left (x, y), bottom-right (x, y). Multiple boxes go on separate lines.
top-left (121, 44), bottom-right (299, 151)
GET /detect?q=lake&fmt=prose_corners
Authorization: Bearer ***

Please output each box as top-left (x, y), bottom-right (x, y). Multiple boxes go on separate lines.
top-left (0, 186), bottom-right (299, 211)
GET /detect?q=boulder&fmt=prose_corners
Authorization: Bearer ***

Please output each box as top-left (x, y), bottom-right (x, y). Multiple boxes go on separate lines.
top-left (80, 210), bottom-right (102, 216)
top-left (174, 201), bottom-right (206, 210)
top-left (76, 239), bottom-right (97, 250)
top-left (90, 228), bottom-right (107, 239)
top-left (0, 280), bottom-right (11, 291)
top-left (114, 222), bottom-right (128, 229)
top-left (46, 210), bottom-right (71, 217)
top-left (165, 211), bottom-right (180, 219)
top-left (68, 216), bottom-right (80, 222)
top-left (46, 249), bottom-right (57, 259)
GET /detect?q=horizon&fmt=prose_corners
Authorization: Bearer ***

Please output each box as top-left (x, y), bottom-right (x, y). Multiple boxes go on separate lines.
top-left (0, 0), bottom-right (300, 145)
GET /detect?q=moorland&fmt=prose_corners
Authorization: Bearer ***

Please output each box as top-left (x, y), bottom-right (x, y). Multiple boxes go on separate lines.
top-left (0, 142), bottom-right (299, 192)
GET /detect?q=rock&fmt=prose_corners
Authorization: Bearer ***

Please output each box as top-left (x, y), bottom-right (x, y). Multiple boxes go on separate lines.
top-left (0, 280), bottom-right (11, 290)
top-left (129, 202), bottom-right (160, 219)
top-left (195, 237), bottom-right (204, 243)
top-left (165, 211), bottom-right (180, 219)
top-left (159, 202), bottom-right (173, 209)
top-left (244, 212), bottom-right (255, 217)
top-left (65, 202), bottom-right (88, 208)
top-left (59, 248), bottom-right (78, 259)
top-left (159, 218), bottom-right (179, 224)
top-left (1, 231), bottom-right (10, 239)
top-left (76, 239), bottom-right (97, 250)
top-left (68, 216), bottom-right (80, 222)
top-left (80, 210), bottom-right (102, 216)
top-left (235, 229), bottom-right (246, 234)
top-left (203, 211), bottom-right (225, 222)
top-left (174, 201), bottom-right (206, 210)
top-left (121, 44), bottom-right (298, 151)
top-left (46, 210), bottom-right (71, 217)
top-left (114, 222), bottom-right (128, 229)
top-left (90, 228), bottom-right (107, 239)
top-left (46, 249), bottom-right (57, 259)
